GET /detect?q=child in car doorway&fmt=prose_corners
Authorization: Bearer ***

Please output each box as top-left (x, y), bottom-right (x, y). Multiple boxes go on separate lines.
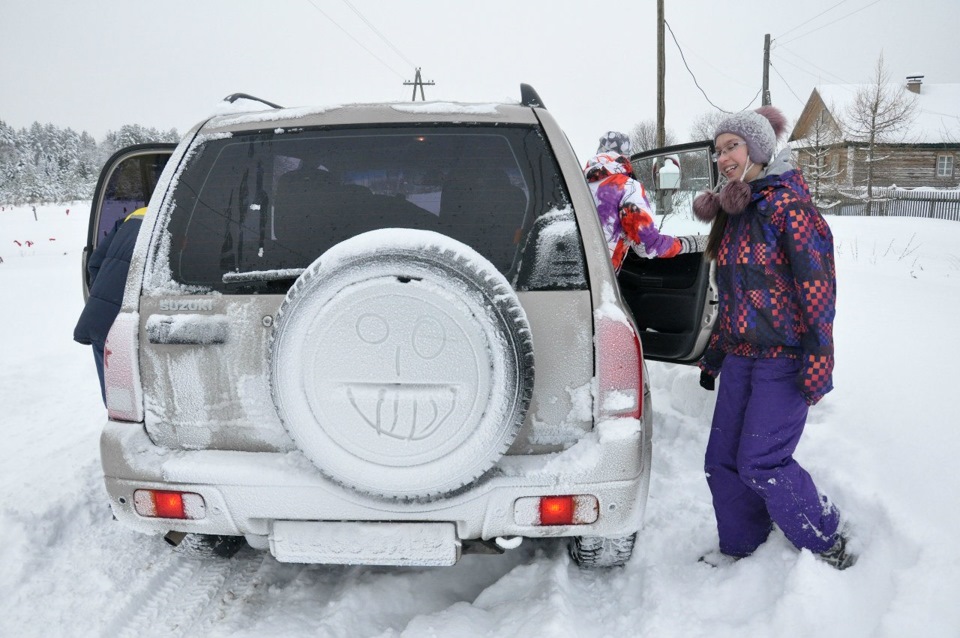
top-left (583, 130), bottom-right (705, 272)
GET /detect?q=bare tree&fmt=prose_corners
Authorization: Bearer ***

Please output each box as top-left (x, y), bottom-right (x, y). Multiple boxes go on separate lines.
top-left (689, 111), bottom-right (725, 143)
top-left (796, 109), bottom-right (844, 209)
top-left (630, 119), bottom-right (677, 153)
top-left (842, 53), bottom-right (918, 215)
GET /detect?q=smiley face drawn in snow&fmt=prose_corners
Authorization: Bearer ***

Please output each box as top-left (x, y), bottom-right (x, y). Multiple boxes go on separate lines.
top-left (347, 312), bottom-right (459, 441)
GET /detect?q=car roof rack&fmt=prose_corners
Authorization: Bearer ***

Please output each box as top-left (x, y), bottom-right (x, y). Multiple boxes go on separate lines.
top-left (520, 84), bottom-right (546, 109)
top-left (222, 93), bottom-right (284, 110)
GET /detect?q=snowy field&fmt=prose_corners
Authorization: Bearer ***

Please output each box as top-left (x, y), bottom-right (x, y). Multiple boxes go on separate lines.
top-left (1, 202), bottom-right (959, 637)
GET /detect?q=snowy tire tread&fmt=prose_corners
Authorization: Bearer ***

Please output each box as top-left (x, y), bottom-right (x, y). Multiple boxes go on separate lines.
top-left (569, 533), bottom-right (637, 568)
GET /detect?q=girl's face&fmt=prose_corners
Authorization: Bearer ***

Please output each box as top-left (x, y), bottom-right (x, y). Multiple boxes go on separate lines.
top-left (714, 133), bottom-right (761, 182)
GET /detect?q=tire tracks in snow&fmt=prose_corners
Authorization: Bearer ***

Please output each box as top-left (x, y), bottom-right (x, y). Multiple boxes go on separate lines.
top-left (103, 546), bottom-right (264, 638)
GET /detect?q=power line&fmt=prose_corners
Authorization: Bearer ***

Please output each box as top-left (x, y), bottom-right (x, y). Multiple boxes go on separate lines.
top-left (775, 0), bottom-right (851, 39)
top-left (675, 47), bottom-right (757, 90)
top-left (664, 20), bottom-right (760, 114)
top-left (341, 0), bottom-right (416, 70)
top-left (770, 52), bottom-right (853, 92)
top-left (304, 0), bottom-right (406, 79)
top-left (772, 44), bottom-right (851, 85)
top-left (778, 0), bottom-right (884, 46)
top-left (769, 61), bottom-right (807, 106)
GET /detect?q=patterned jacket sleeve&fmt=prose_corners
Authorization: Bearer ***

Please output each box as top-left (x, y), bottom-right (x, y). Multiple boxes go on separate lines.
top-left (698, 330), bottom-right (726, 378)
top-left (619, 178), bottom-right (686, 258)
top-left (783, 200), bottom-right (836, 405)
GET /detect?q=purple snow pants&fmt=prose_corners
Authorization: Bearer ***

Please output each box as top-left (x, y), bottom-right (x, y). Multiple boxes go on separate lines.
top-left (705, 355), bottom-right (840, 557)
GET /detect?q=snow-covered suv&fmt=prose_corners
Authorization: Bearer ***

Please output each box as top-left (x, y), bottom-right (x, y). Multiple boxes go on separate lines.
top-left (84, 87), bottom-right (717, 567)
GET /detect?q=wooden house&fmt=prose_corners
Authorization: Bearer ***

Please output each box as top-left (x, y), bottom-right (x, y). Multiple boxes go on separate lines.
top-left (789, 76), bottom-right (960, 189)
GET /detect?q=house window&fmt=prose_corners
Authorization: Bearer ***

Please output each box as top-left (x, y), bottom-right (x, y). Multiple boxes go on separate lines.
top-left (937, 154), bottom-right (954, 177)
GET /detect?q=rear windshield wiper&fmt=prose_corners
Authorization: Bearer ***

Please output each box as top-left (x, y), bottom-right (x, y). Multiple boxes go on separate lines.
top-left (222, 268), bottom-right (305, 285)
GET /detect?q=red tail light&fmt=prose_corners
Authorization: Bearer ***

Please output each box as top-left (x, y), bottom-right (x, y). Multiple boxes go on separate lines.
top-left (540, 496), bottom-right (575, 526)
top-left (514, 495), bottom-right (600, 526)
top-left (595, 314), bottom-right (643, 421)
top-left (154, 491), bottom-right (186, 519)
top-left (134, 489), bottom-right (206, 519)
top-left (104, 312), bottom-right (143, 422)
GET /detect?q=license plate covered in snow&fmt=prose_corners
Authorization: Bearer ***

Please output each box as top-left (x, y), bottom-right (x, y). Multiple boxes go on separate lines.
top-left (269, 520), bottom-right (460, 566)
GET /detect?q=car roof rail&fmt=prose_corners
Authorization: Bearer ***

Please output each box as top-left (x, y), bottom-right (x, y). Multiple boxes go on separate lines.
top-left (520, 84), bottom-right (546, 109)
top-left (222, 93), bottom-right (284, 110)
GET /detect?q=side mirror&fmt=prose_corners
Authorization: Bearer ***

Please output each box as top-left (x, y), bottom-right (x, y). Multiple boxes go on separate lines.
top-left (630, 142), bottom-right (718, 227)
top-left (658, 158), bottom-right (681, 191)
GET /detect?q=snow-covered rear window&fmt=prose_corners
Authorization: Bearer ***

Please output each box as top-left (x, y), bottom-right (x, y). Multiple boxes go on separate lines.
top-left (163, 125), bottom-right (585, 293)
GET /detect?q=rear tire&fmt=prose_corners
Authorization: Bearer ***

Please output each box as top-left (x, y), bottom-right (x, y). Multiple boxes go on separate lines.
top-left (569, 533), bottom-right (637, 568)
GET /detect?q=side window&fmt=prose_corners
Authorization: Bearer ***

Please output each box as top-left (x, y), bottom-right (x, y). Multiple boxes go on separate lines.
top-left (937, 154), bottom-right (954, 178)
top-left (95, 152), bottom-right (171, 242)
top-left (513, 207), bottom-right (586, 291)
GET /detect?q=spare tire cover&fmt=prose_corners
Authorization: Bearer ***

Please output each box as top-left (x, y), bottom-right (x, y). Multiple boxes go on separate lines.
top-left (270, 229), bottom-right (534, 500)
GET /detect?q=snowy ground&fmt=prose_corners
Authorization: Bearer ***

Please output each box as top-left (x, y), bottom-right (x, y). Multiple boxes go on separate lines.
top-left (1, 203), bottom-right (959, 638)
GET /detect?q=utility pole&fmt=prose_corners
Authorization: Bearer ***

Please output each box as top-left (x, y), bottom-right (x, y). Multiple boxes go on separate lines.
top-left (403, 68), bottom-right (435, 101)
top-left (762, 34), bottom-right (771, 106)
top-left (656, 0), bottom-right (665, 147)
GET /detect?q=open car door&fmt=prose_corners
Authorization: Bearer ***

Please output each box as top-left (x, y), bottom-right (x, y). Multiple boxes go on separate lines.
top-left (618, 141), bottom-right (718, 364)
top-left (82, 144), bottom-right (176, 299)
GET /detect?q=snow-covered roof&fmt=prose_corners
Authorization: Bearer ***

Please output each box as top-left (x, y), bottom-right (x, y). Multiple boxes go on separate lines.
top-left (816, 82), bottom-right (960, 144)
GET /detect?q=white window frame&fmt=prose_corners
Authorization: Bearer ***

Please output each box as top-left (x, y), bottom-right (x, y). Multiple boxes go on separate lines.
top-left (937, 154), bottom-right (954, 178)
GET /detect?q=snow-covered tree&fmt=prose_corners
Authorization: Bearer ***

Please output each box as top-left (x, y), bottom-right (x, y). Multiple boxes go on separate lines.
top-left (688, 111), bottom-right (725, 144)
top-left (630, 119), bottom-right (677, 153)
top-left (0, 121), bottom-right (178, 205)
top-left (841, 53), bottom-right (918, 216)
top-left (796, 109), bottom-right (843, 209)
top-left (100, 124), bottom-right (179, 161)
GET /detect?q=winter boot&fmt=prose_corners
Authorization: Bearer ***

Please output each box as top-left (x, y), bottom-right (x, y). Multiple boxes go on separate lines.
top-left (818, 532), bottom-right (857, 570)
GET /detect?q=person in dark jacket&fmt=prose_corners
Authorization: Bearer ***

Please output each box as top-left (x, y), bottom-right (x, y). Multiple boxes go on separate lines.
top-left (74, 207), bottom-right (145, 404)
top-left (692, 107), bottom-right (855, 570)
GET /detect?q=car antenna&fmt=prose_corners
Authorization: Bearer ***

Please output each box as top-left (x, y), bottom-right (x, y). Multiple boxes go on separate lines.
top-left (222, 93), bottom-right (284, 110)
top-left (520, 84), bottom-right (546, 109)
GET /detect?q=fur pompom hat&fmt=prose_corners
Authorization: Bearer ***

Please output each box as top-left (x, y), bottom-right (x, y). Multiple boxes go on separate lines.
top-left (713, 105), bottom-right (787, 164)
top-left (693, 105), bottom-right (788, 221)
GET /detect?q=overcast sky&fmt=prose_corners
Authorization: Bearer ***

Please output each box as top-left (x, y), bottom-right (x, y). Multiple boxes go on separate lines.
top-left (2, 0), bottom-right (958, 161)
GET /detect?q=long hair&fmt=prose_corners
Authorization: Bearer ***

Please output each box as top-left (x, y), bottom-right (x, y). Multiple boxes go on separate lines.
top-left (704, 209), bottom-right (728, 261)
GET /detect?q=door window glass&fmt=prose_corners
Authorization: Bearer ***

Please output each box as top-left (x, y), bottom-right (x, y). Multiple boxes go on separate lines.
top-left (97, 153), bottom-right (171, 240)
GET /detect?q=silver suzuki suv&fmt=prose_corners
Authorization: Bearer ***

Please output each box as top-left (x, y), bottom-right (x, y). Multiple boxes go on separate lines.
top-left (85, 86), bottom-right (716, 567)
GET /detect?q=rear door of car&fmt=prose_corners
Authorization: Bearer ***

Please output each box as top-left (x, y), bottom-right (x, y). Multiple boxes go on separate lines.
top-left (83, 143), bottom-right (175, 298)
top-left (620, 142), bottom-right (718, 364)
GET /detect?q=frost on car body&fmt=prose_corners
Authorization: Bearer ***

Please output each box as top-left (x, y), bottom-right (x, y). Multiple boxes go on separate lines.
top-left (91, 88), bottom-right (717, 568)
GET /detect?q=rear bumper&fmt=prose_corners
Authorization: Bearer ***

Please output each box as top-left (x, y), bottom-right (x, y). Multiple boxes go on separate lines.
top-left (100, 415), bottom-right (651, 550)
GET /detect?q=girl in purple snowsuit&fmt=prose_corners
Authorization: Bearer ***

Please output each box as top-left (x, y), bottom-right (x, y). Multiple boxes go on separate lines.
top-left (692, 106), bottom-right (855, 570)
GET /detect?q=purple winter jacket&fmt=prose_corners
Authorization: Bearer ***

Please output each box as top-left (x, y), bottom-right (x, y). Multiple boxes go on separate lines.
top-left (699, 165), bottom-right (836, 405)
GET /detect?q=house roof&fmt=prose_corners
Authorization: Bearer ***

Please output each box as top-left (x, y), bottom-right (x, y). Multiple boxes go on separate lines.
top-left (792, 82), bottom-right (960, 144)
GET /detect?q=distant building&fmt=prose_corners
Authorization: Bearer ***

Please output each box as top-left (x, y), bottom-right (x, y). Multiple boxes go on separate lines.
top-left (790, 76), bottom-right (960, 189)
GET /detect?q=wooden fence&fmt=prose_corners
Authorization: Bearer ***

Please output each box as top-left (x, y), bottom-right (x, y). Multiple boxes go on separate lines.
top-left (831, 187), bottom-right (960, 222)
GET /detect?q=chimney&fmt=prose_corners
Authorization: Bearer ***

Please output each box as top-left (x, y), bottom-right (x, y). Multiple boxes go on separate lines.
top-left (906, 75), bottom-right (924, 94)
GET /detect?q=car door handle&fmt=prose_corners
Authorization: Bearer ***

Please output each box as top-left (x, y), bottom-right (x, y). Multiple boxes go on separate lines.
top-left (145, 315), bottom-right (228, 344)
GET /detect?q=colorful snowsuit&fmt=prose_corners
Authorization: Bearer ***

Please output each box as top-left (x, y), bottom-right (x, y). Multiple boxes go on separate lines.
top-left (74, 207), bottom-right (146, 403)
top-left (699, 165), bottom-right (835, 405)
top-left (583, 152), bottom-right (688, 272)
top-left (699, 160), bottom-right (841, 557)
